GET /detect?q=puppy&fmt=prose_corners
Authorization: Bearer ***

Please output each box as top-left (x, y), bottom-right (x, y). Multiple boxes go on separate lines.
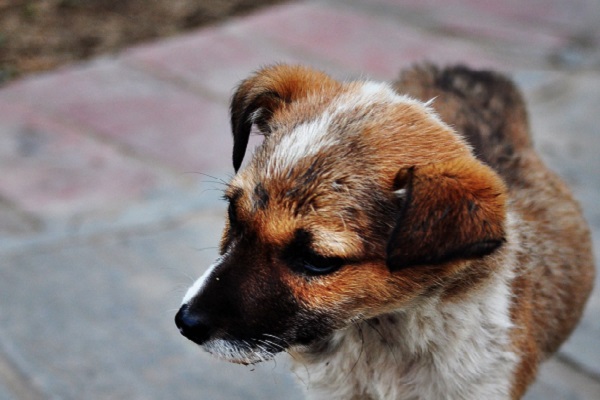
top-left (175, 64), bottom-right (595, 400)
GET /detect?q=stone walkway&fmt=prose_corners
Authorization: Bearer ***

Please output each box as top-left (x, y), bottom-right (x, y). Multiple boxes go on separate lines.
top-left (1, 1), bottom-right (599, 399)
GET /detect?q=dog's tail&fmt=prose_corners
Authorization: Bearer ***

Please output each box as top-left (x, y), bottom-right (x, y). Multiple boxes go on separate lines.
top-left (394, 65), bottom-right (532, 185)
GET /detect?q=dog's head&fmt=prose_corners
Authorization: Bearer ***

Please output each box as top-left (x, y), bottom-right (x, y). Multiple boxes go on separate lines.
top-left (175, 65), bottom-right (507, 364)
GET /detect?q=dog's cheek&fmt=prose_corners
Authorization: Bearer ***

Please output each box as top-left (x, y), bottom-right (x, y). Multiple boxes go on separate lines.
top-left (250, 270), bottom-right (343, 345)
top-left (291, 307), bottom-right (339, 346)
top-left (284, 261), bottom-right (410, 325)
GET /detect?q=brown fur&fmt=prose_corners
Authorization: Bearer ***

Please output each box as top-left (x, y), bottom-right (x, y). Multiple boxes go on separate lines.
top-left (230, 64), bottom-right (343, 171)
top-left (395, 64), bottom-right (595, 397)
top-left (176, 64), bottom-right (595, 399)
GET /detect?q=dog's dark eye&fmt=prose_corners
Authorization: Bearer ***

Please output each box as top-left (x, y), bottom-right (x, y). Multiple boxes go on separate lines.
top-left (223, 189), bottom-right (243, 230)
top-left (227, 202), bottom-right (237, 225)
top-left (299, 254), bottom-right (344, 275)
top-left (284, 229), bottom-right (345, 276)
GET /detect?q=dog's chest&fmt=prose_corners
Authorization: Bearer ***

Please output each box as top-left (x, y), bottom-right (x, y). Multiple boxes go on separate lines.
top-left (292, 273), bottom-right (519, 400)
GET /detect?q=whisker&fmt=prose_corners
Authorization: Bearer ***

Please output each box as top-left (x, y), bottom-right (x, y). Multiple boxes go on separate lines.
top-left (191, 246), bottom-right (219, 253)
top-left (183, 172), bottom-right (231, 186)
top-left (160, 265), bottom-right (197, 283)
top-left (287, 352), bottom-right (310, 389)
top-left (258, 338), bottom-right (284, 352)
top-left (200, 188), bottom-right (229, 196)
top-left (262, 333), bottom-right (290, 349)
top-left (259, 334), bottom-right (311, 383)
top-left (254, 343), bottom-right (270, 356)
top-left (364, 319), bottom-right (399, 366)
top-left (347, 322), bottom-right (365, 377)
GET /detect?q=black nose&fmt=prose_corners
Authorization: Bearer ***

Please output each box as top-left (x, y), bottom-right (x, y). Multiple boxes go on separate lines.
top-left (175, 305), bottom-right (214, 345)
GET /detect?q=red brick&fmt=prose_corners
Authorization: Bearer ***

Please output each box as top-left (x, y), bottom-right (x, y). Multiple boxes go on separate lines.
top-left (0, 100), bottom-right (164, 216)
top-left (1, 59), bottom-right (233, 174)
top-left (124, 22), bottom-right (355, 100)
top-left (234, 3), bottom-right (510, 78)
top-left (456, 0), bottom-right (600, 34)
top-left (354, 0), bottom-right (597, 45)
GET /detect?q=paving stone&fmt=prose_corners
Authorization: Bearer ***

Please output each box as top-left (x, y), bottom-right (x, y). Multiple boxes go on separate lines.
top-left (0, 212), bottom-right (302, 400)
top-left (0, 199), bottom-right (41, 238)
top-left (0, 384), bottom-right (16, 400)
top-left (524, 72), bottom-right (600, 228)
top-left (125, 23), bottom-right (354, 102)
top-left (234, 2), bottom-right (509, 79)
top-left (478, 0), bottom-right (600, 36)
top-left (0, 343), bottom-right (44, 400)
top-left (329, 0), bottom-right (600, 70)
top-left (0, 179), bottom-right (226, 255)
top-left (0, 99), bottom-right (166, 218)
top-left (518, 72), bottom-right (600, 376)
top-left (340, 0), bottom-right (600, 39)
top-left (341, 0), bottom-right (564, 45)
top-left (0, 389), bottom-right (14, 400)
top-left (559, 233), bottom-right (600, 376)
top-left (525, 357), bottom-right (600, 400)
top-left (0, 59), bottom-right (232, 174)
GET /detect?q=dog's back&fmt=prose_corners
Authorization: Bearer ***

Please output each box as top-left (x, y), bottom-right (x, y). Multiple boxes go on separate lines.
top-left (395, 65), bottom-right (531, 182)
top-left (395, 65), bottom-right (595, 395)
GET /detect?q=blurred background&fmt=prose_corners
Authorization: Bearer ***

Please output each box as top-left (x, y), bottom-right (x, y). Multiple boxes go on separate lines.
top-left (0, 0), bottom-right (599, 399)
top-left (0, 0), bottom-right (285, 83)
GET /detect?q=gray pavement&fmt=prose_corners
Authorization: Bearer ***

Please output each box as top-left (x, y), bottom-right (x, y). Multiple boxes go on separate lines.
top-left (0, 1), bottom-right (599, 399)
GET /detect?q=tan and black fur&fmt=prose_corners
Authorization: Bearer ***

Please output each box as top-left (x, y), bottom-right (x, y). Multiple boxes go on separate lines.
top-left (176, 64), bottom-right (595, 399)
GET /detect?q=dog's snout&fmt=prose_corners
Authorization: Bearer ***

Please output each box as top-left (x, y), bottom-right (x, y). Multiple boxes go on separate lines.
top-left (175, 304), bottom-right (214, 345)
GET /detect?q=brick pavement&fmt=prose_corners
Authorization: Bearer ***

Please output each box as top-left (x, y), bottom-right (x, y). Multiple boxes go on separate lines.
top-left (0, 1), bottom-right (599, 399)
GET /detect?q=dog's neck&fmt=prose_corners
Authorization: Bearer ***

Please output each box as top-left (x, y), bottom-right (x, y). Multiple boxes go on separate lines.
top-left (290, 227), bottom-right (521, 400)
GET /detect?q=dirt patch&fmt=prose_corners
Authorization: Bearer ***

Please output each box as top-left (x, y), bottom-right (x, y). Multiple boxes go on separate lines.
top-left (0, 0), bottom-right (285, 85)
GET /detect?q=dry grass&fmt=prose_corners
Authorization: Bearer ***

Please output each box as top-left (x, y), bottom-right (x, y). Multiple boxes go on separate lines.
top-left (0, 0), bottom-right (285, 84)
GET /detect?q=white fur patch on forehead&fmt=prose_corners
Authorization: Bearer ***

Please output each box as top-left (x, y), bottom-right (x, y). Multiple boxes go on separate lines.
top-left (360, 81), bottom-right (406, 101)
top-left (266, 112), bottom-right (337, 176)
top-left (262, 80), bottom-right (445, 176)
top-left (336, 81), bottom-right (441, 121)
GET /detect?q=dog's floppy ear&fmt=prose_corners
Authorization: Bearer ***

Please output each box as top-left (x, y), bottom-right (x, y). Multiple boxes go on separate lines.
top-left (230, 64), bottom-right (339, 172)
top-left (387, 157), bottom-right (507, 270)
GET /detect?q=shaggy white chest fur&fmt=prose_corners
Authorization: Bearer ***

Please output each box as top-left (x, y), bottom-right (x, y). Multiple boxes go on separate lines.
top-left (291, 265), bottom-right (519, 400)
